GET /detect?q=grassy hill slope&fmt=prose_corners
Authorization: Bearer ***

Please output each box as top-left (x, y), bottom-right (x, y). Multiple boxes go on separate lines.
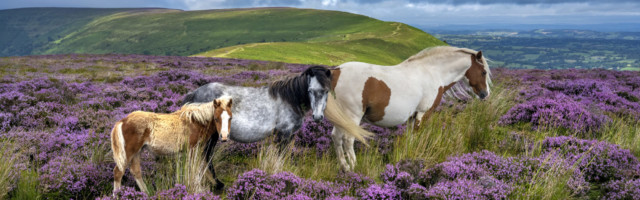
top-left (0, 7), bottom-right (445, 65)
top-left (0, 8), bottom-right (140, 56)
top-left (195, 21), bottom-right (443, 65)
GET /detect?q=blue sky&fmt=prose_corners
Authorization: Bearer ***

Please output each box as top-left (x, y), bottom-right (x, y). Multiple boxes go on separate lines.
top-left (2, 0), bottom-right (639, 27)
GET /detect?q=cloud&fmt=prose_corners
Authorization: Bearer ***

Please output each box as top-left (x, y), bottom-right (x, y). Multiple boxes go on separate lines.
top-left (2, 0), bottom-right (639, 26)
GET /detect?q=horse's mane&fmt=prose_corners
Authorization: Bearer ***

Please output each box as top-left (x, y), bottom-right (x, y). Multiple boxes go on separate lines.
top-left (268, 66), bottom-right (330, 114)
top-left (404, 46), bottom-right (492, 100)
top-left (178, 101), bottom-right (216, 125)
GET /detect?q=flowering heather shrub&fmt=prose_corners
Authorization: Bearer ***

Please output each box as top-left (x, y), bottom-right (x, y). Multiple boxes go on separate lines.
top-left (335, 172), bottom-right (374, 195)
top-left (38, 156), bottom-right (111, 197)
top-left (500, 93), bottom-right (609, 133)
top-left (97, 186), bottom-right (148, 200)
top-left (602, 179), bottom-right (640, 200)
top-left (541, 136), bottom-right (640, 183)
top-left (420, 150), bottom-right (528, 184)
top-left (294, 118), bottom-right (333, 155)
top-left (499, 69), bottom-right (640, 133)
top-left (98, 184), bottom-right (221, 200)
top-left (426, 177), bottom-right (512, 199)
top-left (227, 169), bottom-right (349, 200)
top-left (358, 184), bottom-right (401, 200)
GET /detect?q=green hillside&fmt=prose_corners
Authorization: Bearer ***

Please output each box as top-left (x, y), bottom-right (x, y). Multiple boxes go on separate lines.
top-left (0, 8), bottom-right (140, 56)
top-left (0, 7), bottom-right (445, 65)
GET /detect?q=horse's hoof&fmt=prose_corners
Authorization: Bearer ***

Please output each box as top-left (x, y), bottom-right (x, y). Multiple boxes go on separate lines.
top-left (214, 180), bottom-right (225, 191)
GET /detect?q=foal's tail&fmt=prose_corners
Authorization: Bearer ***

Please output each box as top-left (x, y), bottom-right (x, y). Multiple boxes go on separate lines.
top-left (324, 93), bottom-right (374, 145)
top-left (111, 122), bottom-right (127, 171)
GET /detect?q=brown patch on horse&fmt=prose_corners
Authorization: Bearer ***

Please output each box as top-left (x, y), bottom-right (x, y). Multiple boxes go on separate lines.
top-left (419, 82), bottom-right (456, 123)
top-left (465, 51), bottom-right (487, 95)
top-left (330, 69), bottom-right (341, 91)
top-left (361, 77), bottom-right (391, 122)
top-left (120, 116), bottom-right (148, 158)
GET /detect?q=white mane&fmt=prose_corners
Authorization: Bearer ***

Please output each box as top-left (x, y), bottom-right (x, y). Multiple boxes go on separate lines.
top-left (404, 46), bottom-right (492, 100)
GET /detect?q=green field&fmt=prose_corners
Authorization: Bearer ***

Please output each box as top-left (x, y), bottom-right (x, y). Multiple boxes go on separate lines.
top-left (1, 7), bottom-right (445, 65)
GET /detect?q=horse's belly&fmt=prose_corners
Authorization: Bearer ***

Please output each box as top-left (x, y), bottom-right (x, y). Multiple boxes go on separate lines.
top-left (371, 99), bottom-right (418, 127)
top-left (147, 123), bottom-right (188, 155)
top-left (229, 115), bottom-right (275, 143)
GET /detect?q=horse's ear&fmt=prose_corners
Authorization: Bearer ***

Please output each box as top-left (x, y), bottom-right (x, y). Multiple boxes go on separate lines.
top-left (325, 69), bottom-right (331, 77)
top-left (214, 99), bottom-right (221, 108)
top-left (228, 99), bottom-right (233, 107)
top-left (476, 51), bottom-right (483, 61)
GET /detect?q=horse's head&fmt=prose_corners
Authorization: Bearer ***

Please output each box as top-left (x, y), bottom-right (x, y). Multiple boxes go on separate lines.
top-left (464, 51), bottom-right (490, 99)
top-left (304, 66), bottom-right (331, 121)
top-left (213, 96), bottom-right (233, 142)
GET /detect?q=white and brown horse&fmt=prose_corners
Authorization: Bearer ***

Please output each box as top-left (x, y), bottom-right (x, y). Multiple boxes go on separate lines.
top-left (326, 46), bottom-right (492, 171)
top-left (110, 96), bottom-right (233, 194)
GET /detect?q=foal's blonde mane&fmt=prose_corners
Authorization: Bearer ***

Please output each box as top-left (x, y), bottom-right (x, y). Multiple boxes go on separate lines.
top-left (178, 95), bottom-right (232, 125)
top-left (404, 46), bottom-right (492, 99)
top-left (179, 101), bottom-right (215, 125)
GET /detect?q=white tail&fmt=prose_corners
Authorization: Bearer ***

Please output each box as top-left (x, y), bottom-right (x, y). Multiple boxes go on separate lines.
top-left (324, 93), bottom-right (374, 145)
top-left (111, 122), bottom-right (127, 171)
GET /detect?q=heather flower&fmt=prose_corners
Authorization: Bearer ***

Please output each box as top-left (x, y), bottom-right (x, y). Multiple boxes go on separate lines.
top-left (358, 184), bottom-right (400, 200)
top-left (335, 172), bottom-right (375, 195)
top-left (97, 186), bottom-right (149, 200)
top-left (500, 93), bottom-right (609, 133)
top-left (602, 179), bottom-right (640, 200)
top-left (540, 136), bottom-right (640, 183)
top-left (425, 177), bottom-right (512, 200)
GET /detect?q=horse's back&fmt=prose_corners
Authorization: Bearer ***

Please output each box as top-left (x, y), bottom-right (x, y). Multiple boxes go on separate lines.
top-left (183, 82), bottom-right (226, 104)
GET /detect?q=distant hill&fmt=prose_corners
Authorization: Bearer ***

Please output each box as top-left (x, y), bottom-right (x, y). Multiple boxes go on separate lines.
top-left (0, 7), bottom-right (445, 65)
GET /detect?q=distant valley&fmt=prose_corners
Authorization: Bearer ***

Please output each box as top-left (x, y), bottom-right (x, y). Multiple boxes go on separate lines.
top-left (430, 29), bottom-right (640, 70)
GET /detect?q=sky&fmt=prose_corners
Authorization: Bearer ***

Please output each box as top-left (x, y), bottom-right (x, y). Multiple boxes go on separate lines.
top-left (2, 0), bottom-right (640, 29)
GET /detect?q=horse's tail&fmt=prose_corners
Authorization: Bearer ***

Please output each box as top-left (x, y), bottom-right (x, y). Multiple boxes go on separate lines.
top-left (111, 122), bottom-right (127, 172)
top-left (324, 93), bottom-right (374, 145)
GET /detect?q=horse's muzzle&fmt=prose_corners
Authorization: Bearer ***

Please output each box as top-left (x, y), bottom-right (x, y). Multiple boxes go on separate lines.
top-left (313, 114), bottom-right (323, 122)
top-left (478, 90), bottom-right (488, 100)
top-left (220, 135), bottom-right (228, 142)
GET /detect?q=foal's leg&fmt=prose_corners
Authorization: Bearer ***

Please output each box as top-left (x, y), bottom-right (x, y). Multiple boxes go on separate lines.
top-left (331, 127), bottom-right (350, 171)
top-left (113, 165), bottom-right (125, 193)
top-left (203, 135), bottom-right (224, 191)
top-left (130, 153), bottom-right (149, 194)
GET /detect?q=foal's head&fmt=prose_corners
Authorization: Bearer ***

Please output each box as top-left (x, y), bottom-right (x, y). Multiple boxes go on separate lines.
top-left (213, 96), bottom-right (233, 142)
top-left (464, 51), bottom-right (490, 99)
top-left (303, 66), bottom-right (332, 121)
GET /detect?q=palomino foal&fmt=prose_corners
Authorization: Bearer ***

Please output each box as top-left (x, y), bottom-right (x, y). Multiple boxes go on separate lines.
top-left (110, 96), bottom-right (232, 194)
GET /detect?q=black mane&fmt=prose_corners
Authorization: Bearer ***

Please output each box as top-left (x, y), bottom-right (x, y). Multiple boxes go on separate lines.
top-left (268, 66), bottom-right (331, 114)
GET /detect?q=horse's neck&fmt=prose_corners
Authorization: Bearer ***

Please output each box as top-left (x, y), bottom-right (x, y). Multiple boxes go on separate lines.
top-left (404, 55), bottom-right (470, 87)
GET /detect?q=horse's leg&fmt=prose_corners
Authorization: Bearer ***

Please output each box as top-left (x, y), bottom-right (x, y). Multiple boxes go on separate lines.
top-left (130, 153), bottom-right (149, 194)
top-left (414, 111), bottom-right (426, 128)
top-left (331, 127), bottom-right (350, 171)
top-left (276, 130), bottom-right (294, 152)
top-left (113, 165), bottom-right (125, 194)
top-left (343, 135), bottom-right (357, 170)
top-left (203, 135), bottom-right (224, 191)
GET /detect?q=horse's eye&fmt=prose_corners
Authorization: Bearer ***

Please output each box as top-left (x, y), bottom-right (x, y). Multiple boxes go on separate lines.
top-left (482, 71), bottom-right (487, 76)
